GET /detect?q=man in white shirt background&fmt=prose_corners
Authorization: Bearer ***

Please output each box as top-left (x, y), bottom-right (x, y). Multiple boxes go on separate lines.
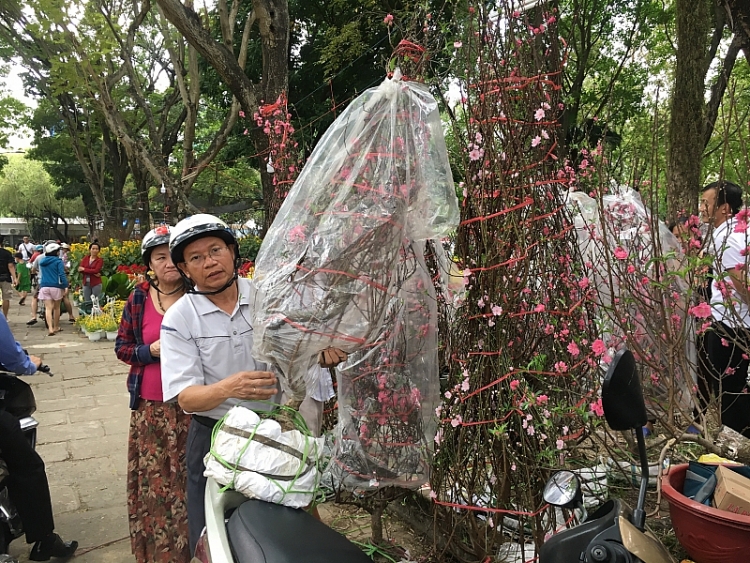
top-left (700, 180), bottom-right (750, 437)
top-left (17, 236), bottom-right (35, 261)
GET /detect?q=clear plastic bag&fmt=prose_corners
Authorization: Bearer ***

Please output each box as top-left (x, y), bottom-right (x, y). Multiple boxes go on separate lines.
top-left (327, 242), bottom-right (440, 491)
top-left (251, 70), bottom-right (459, 401)
top-left (567, 188), bottom-right (695, 415)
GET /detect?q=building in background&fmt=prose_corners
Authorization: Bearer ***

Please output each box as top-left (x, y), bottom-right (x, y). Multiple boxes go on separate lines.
top-left (0, 217), bottom-right (89, 246)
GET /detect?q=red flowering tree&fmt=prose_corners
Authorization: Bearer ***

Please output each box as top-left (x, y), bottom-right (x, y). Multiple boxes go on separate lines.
top-left (422, 4), bottom-right (606, 560)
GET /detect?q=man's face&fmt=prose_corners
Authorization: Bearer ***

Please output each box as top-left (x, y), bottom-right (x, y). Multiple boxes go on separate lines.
top-left (180, 235), bottom-right (235, 291)
top-left (700, 188), bottom-right (721, 226)
top-left (23, 237), bottom-right (29, 243)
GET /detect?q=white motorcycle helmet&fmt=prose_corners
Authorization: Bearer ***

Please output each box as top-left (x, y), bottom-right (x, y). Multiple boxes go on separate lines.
top-left (141, 225), bottom-right (172, 267)
top-left (169, 214), bottom-right (237, 264)
top-left (44, 242), bottom-right (61, 255)
top-left (169, 214), bottom-right (239, 295)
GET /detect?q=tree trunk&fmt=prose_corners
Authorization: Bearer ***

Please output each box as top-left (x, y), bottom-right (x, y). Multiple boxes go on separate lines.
top-left (666, 0), bottom-right (712, 221)
top-left (724, 0), bottom-right (750, 58)
top-left (131, 166), bottom-right (152, 233)
top-left (156, 0), bottom-right (290, 230)
top-left (703, 34), bottom-right (742, 149)
top-left (102, 126), bottom-right (130, 239)
top-left (155, 0), bottom-right (261, 116)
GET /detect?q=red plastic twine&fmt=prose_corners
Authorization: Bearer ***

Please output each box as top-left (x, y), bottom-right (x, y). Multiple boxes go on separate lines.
top-left (390, 40), bottom-right (427, 80)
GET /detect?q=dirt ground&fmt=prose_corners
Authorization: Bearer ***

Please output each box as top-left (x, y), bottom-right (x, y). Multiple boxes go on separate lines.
top-left (318, 489), bottom-right (691, 563)
top-left (319, 501), bottom-right (433, 562)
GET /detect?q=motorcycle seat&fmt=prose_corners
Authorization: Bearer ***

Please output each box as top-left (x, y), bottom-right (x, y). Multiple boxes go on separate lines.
top-left (227, 499), bottom-right (373, 563)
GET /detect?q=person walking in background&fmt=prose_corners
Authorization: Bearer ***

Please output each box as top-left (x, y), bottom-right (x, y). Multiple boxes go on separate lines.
top-left (26, 245), bottom-right (44, 327)
top-left (37, 243), bottom-right (68, 337)
top-left (78, 242), bottom-right (103, 312)
top-left (58, 243), bottom-right (76, 324)
top-left (17, 236), bottom-right (35, 261)
top-left (0, 239), bottom-right (18, 318)
top-left (115, 226), bottom-right (190, 563)
top-left (13, 252), bottom-right (31, 306)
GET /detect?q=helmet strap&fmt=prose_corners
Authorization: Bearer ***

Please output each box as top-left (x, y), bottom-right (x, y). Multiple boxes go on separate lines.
top-left (186, 272), bottom-right (239, 296)
top-left (147, 274), bottom-right (184, 296)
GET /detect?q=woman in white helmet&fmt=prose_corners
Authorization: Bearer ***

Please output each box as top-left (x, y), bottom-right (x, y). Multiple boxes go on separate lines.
top-left (37, 242), bottom-right (68, 336)
top-left (115, 226), bottom-right (190, 563)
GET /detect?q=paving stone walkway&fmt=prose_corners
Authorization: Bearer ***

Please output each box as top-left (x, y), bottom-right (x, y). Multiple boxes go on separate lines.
top-left (6, 305), bottom-right (132, 563)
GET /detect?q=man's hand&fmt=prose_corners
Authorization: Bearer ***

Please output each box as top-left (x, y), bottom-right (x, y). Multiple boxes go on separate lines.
top-left (149, 340), bottom-right (161, 358)
top-left (29, 355), bottom-right (42, 368)
top-left (178, 371), bottom-right (278, 413)
top-left (318, 347), bottom-right (347, 368)
top-left (222, 370), bottom-right (278, 401)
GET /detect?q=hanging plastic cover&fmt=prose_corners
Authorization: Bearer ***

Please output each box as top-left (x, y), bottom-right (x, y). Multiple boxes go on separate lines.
top-left (567, 188), bottom-right (694, 416)
top-left (327, 240), bottom-right (441, 491)
top-left (251, 70), bottom-right (459, 402)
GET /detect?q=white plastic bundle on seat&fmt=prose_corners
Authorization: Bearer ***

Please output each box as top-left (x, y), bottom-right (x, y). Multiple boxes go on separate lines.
top-left (203, 405), bottom-right (325, 508)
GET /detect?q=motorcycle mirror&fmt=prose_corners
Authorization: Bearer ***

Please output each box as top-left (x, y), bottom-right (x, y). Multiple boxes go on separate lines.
top-left (543, 470), bottom-right (583, 508)
top-left (601, 349), bottom-right (648, 430)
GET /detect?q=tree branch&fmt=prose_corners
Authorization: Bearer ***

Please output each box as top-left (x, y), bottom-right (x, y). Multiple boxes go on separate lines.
top-left (703, 33), bottom-right (741, 149)
top-left (155, 0), bottom-right (260, 116)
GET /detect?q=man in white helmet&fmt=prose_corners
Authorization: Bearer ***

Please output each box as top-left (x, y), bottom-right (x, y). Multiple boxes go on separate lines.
top-left (160, 214), bottom-right (345, 552)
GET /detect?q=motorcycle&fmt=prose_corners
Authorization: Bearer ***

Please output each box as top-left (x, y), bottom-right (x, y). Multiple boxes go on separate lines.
top-left (539, 349), bottom-right (674, 563)
top-left (193, 476), bottom-right (374, 563)
top-left (0, 365), bottom-right (51, 559)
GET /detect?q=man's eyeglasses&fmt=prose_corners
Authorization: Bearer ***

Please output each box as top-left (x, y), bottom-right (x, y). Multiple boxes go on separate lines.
top-left (185, 245), bottom-right (230, 266)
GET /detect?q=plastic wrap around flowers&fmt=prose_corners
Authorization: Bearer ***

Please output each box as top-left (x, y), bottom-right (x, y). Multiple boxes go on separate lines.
top-left (251, 71), bottom-right (459, 490)
top-left (327, 243), bottom-right (441, 491)
top-left (251, 70), bottom-right (459, 399)
top-left (567, 188), bottom-right (694, 416)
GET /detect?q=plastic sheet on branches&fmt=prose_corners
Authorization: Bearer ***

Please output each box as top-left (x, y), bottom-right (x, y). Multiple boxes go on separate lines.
top-left (567, 188), bottom-right (695, 415)
top-left (203, 405), bottom-right (325, 508)
top-left (251, 69), bottom-right (459, 402)
top-left (326, 242), bottom-right (440, 491)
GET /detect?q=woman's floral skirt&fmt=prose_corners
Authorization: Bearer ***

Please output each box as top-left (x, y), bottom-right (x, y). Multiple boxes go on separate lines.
top-left (127, 400), bottom-right (191, 563)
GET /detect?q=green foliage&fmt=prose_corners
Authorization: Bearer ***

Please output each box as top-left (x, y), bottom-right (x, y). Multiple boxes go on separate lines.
top-left (286, 0), bottom-right (402, 151)
top-left (100, 273), bottom-right (133, 300)
top-left (0, 95), bottom-right (29, 152)
top-left (0, 153), bottom-right (86, 219)
top-left (237, 235), bottom-right (262, 262)
top-left (25, 99), bottom-right (98, 216)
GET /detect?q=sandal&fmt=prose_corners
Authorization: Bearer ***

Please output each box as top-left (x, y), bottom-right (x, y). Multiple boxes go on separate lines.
top-left (47, 332), bottom-right (56, 337)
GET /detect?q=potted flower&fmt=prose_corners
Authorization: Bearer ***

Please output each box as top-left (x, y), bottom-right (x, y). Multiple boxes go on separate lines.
top-left (101, 317), bottom-right (119, 341)
top-left (74, 315), bottom-right (88, 335)
top-left (80, 315), bottom-right (105, 341)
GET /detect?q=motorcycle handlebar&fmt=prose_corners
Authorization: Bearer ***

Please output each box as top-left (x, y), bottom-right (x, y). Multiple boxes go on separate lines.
top-left (37, 364), bottom-right (53, 376)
